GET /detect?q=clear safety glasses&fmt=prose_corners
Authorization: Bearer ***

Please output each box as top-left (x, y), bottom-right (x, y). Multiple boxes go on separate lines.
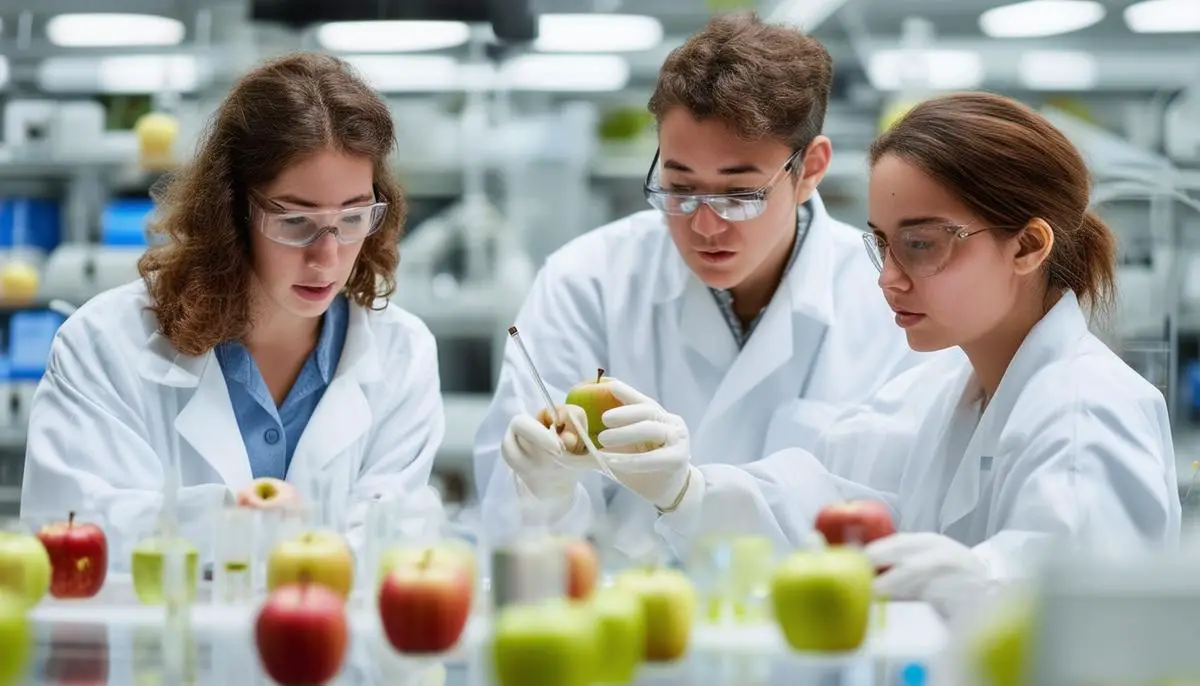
top-left (643, 148), bottom-right (803, 222)
top-left (863, 222), bottom-right (1015, 278)
top-left (251, 194), bottom-right (388, 248)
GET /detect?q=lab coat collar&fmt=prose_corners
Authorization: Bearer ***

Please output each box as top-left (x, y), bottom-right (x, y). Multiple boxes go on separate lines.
top-left (937, 289), bottom-right (1086, 531)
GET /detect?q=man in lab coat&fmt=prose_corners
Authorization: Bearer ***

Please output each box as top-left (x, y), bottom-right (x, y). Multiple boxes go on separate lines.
top-left (473, 12), bottom-right (933, 559)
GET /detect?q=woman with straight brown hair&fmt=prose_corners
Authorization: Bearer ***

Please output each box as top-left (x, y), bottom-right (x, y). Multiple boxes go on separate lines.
top-left (20, 52), bottom-right (444, 567)
top-left (666, 91), bottom-right (1180, 617)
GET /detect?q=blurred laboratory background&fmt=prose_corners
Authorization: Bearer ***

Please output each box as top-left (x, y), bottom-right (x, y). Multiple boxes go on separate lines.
top-left (0, 0), bottom-right (1193, 516)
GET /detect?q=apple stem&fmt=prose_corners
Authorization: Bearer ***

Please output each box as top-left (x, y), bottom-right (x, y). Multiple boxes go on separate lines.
top-left (596, 367), bottom-right (605, 384)
top-left (68, 511), bottom-right (75, 528)
top-left (419, 549), bottom-right (433, 570)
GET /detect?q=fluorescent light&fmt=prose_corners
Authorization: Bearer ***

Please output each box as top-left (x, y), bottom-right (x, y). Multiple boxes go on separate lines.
top-left (346, 55), bottom-right (461, 92)
top-left (534, 14), bottom-right (663, 52)
top-left (1124, 0), bottom-right (1200, 33)
top-left (500, 54), bottom-right (630, 92)
top-left (316, 20), bottom-right (470, 52)
top-left (980, 1), bottom-right (1105, 38)
top-left (1019, 51), bottom-right (1098, 90)
top-left (867, 49), bottom-right (985, 91)
top-left (46, 13), bottom-right (185, 47)
top-left (39, 55), bottom-right (201, 93)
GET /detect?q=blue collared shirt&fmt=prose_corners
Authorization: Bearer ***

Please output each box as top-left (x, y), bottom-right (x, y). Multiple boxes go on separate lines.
top-left (215, 296), bottom-right (349, 479)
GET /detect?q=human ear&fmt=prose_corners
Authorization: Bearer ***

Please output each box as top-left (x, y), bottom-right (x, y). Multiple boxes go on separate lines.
top-left (1012, 218), bottom-right (1055, 276)
top-left (793, 135), bottom-right (831, 202)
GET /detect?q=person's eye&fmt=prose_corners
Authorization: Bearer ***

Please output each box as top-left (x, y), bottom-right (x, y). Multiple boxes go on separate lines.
top-left (668, 185), bottom-right (694, 193)
top-left (281, 216), bottom-right (309, 227)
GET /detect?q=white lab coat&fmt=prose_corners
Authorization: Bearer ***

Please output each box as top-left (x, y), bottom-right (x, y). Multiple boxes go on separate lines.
top-left (20, 280), bottom-right (445, 570)
top-left (664, 291), bottom-right (1181, 574)
top-left (475, 194), bottom-right (931, 558)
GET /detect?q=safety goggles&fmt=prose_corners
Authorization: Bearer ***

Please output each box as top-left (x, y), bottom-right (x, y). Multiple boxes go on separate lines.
top-left (863, 222), bottom-right (1014, 278)
top-left (642, 148), bottom-right (802, 222)
top-left (250, 193), bottom-right (388, 248)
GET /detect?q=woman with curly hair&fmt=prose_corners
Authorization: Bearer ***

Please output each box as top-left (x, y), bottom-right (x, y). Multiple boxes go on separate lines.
top-left (20, 52), bottom-right (444, 566)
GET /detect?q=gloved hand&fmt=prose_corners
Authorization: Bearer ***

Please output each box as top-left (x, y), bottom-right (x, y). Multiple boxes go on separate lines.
top-left (590, 380), bottom-right (694, 511)
top-left (501, 406), bottom-right (589, 509)
top-left (865, 532), bottom-right (992, 618)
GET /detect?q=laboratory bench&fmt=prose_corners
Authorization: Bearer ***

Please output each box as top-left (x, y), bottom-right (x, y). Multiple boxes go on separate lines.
top-left (15, 576), bottom-right (947, 686)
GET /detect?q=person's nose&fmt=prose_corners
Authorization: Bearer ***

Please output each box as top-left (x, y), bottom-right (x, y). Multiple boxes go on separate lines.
top-left (304, 232), bottom-right (340, 271)
top-left (690, 203), bottom-right (728, 239)
top-left (877, 247), bottom-right (911, 293)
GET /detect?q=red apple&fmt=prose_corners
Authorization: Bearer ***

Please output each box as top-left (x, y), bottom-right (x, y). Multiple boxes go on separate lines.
top-left (814, 501), bottom-right (896, 547)
top-left (255, 578), bottom-right (348, 685)
top-left (562, 538), bottom-right (599, 601)
top-left (37, 512), bottom-right (107, 599)
top-left (379, 549), bottom-right (473, 654)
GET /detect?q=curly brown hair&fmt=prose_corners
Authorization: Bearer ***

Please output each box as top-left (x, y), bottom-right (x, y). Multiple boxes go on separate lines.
top-left (138, 51), bottom-right (406, 356)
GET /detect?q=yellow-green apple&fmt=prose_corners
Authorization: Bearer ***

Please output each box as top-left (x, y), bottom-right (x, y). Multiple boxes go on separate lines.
top-left (613, 567), bottom-right (696, 662)
top-left (268, 531), bottom-right (354, 599)
top-left (130, 537), bottom-right (199, 605)
top-left (587, 587), bottom-right (646, 683)
top-left (0, 530), bottom-right (50, 609)
top-left (561, 538), bottom-right (599, 601)
top-left (377, 540), bottom-right (476, 589)
top-left (968, 595), bottom-right (1035, 686)
top-left (378, 549), bottom-right (473, 654)
top-left (255, 578), bottom-right (348, 686)
top-left (0, 263), bottom-right (39, 305)
top-left (0, 588), bottom-right (30, 686)
top-left (813, 500), bottom-right (895, 547)
top-left (771, 546), bottom-right (874, 653)
top-left (237, 477), bottom-right (302, 510)
top-left (36, 512), bottom-right (107, 599)
top-left (563, 368), bottom-right (619, 448)
top-left (491, 598), bottom-right (599, 686)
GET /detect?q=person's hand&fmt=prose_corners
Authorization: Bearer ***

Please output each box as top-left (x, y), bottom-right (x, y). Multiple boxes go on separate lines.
top-left (593, 380), bottom-right (694, 511)
top-left (501, 406), bottom-right (588, 505)
top-left (236, 477), bottom-right (303, 510)
top-left (865, 532), bottom-right (991, 618)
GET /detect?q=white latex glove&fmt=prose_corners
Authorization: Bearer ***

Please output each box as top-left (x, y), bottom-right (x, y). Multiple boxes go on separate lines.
top-left (865, 532), bottom-right (992, 619)
top-left (593, 380), bottom-right (694, 511)
top-left (501, 407), bottom-right (588, 509)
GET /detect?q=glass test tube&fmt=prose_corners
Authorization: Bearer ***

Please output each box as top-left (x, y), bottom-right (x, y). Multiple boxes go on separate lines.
top-left (213, 507), bottom-right (254, 604)
top-left (252, 508), bottom-right (305, 595)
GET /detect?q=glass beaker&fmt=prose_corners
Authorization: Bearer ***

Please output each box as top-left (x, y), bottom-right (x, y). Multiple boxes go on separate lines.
top-left (130, 527), bottom-right (200, 605)
top-left (212, 507), bottom-right (254, 605)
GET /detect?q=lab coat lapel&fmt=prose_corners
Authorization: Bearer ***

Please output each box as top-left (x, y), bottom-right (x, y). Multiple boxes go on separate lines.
top-left (896, 363), bottom-right (974, 532)
top-left (702, 199), bottom-right (837, 424)
top-left (137, 332), bottom-right (253, 488)
top-left (937, 291), bottom-right (1088, 532)
top-left (289, 304), bottom-right (382, 479)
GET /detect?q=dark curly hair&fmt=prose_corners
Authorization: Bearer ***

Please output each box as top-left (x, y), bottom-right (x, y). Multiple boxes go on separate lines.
top-left (138, 51), bottom-right (406, 356)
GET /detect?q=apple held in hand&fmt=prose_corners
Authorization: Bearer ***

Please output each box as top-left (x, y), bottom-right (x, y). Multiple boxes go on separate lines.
top-left (492, 598), bottom-right (599, 686)
top-left (379, 549), bottom-right (473, 654)
top-left (563, 368), bottom-right (620, 448)
top-left (268, 530), bottom-right (355, 599)
top-left (0, 589), bottom-right (31, 686)
top-left (613, 567), bottom-right (696, 662)
top-left (37, 512), bottom-right (107, 599)
top-left (814, 500), bottom-right (896, 547)
top-left (256, 578), bottom-right (348, 686)
top-left (561, 538), bottom-right (599, 601)
top-left (0, 531), bottom-right (51, 609)
top-left (237, 477), bottom-right (302, 510)
top-left (588, 587), bottom-right (646, 683)
top-left (771, 546), bottom-right (875, 653)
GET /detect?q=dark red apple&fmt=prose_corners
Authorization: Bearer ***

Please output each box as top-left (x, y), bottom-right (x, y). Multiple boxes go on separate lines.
top-left (814, 500), bottom-right (896, 547)
top-left (255, 578), bottom-right (348, 685)
top-left (37, 511), bottom-right (108, 599)
top-left (378, 548), bottom-right (473, 654)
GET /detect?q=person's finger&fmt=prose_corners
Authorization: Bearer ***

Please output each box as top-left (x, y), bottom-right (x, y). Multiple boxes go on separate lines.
top-left (511, 414), bottom-right (562, 453)
top-left (863, 532), bottom-right (942, 568)
top-left (599, 420), bottom-right (670, 451)
top-left (601, 402), bottom-right (663, 429)
top-left (603, 379), bottom-right (656, 406)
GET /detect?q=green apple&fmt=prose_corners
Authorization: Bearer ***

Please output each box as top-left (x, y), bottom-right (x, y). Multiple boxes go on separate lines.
top-left (0, 532), bottom-right (51, 609)
top-left (268, 530), bottom-right (354, 599)
top-left (0, 588), bottom-right (30, 685)
top-left (771, 547), bottom-right (874, 653)
top-left (492, 598), bottom-right (599, 686)
top-left (613, 567), bottom-right (696, 662)
top-left (969, 595), bottom-right (1035, 686)
top-left (130, 537), bottom-right (200, 605)
top-left (588, 587), bottom-right (646, 683)
top-left (564, 368), bottom-right (620, 446)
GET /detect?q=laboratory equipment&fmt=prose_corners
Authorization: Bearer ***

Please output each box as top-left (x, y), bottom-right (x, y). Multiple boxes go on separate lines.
top-left (211, 507), bottom-right (254, 605)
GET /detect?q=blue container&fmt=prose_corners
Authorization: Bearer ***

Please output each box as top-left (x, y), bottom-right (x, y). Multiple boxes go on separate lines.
top-left (0, 198), bottom-right (62, 255)
top-left (8, 310), bottom-right (65, 381)
top-left (101, 198), bottom-right (156, 247)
